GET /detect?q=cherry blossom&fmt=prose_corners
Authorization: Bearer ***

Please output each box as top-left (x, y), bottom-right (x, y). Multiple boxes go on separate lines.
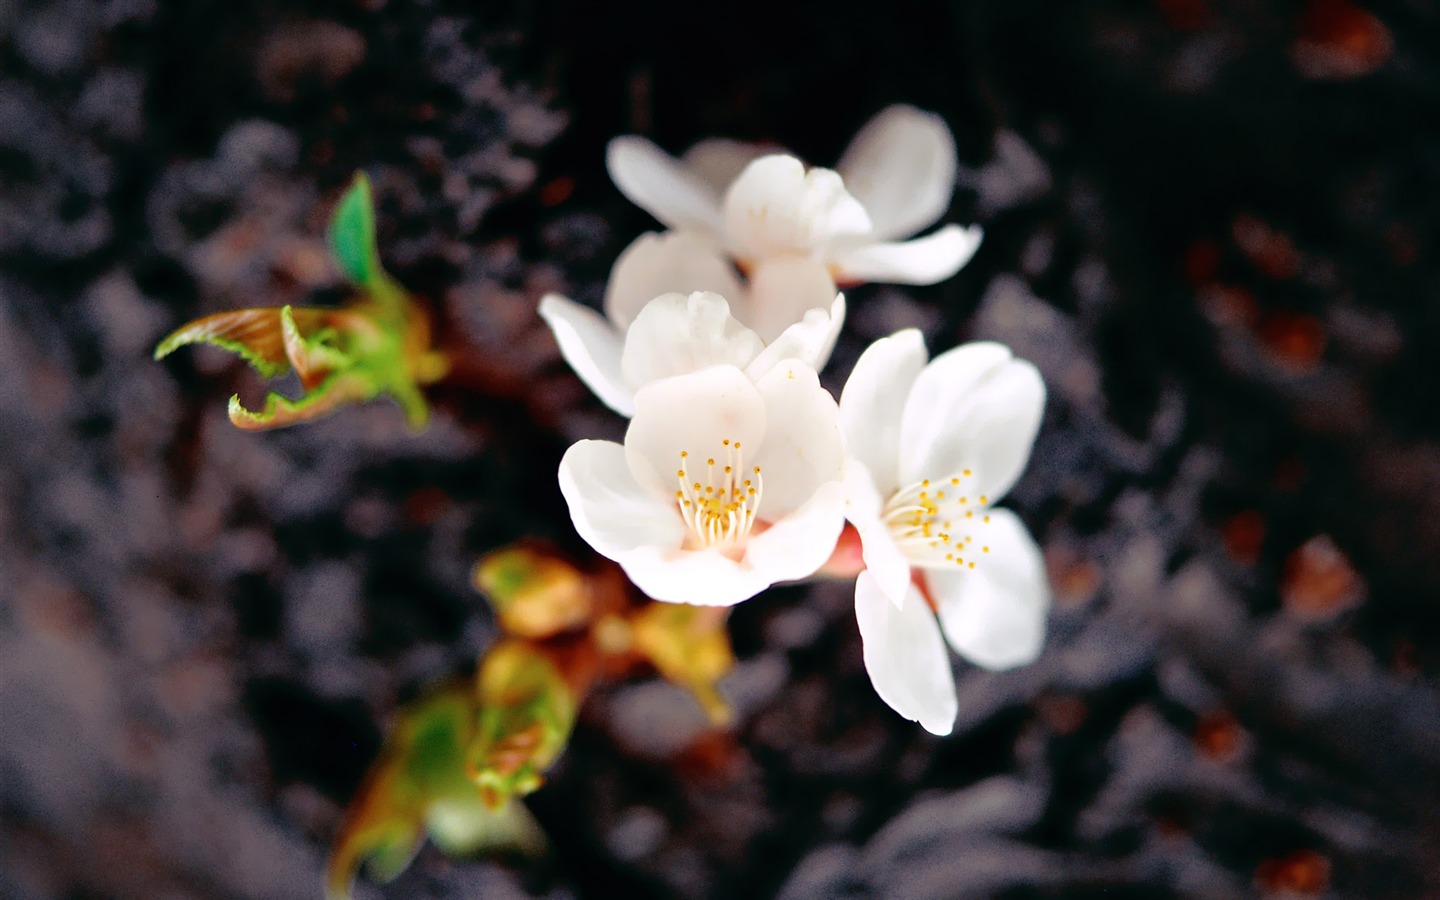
top-left (838, 329), bottom-right (1050, 734)
top-left (558, 357), bottom-right (846, 606)
top-left (539, 285), bottom-right (843, 417)
top-left (606, 105), bottom-right (983, 287)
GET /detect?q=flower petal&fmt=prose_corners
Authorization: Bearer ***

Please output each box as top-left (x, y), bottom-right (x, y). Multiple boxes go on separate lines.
top-left (618, 545), bottom-right (774, 607)
top-left (837, 105), bottom-right (959, 241)
top-left (624, 365), bottom-right (768, 499)
top-left (558, 439), bottom-right (687, 560)
top-left (743, 479), bottom-right (846, 585)
top-left (838, 328), bottom-right (928, 496)
top-left (843, 459), bottom-right (912, 607)
top-left (744, 292), bottom-right (846, 381)
top-left (604, 232), bottom-right (745, 331)
top-left (537, 293), bottom-right (634, 416)
top-left (620, 292), bottom-right (764, 390)
top-left (749, 360), bottom-right (845, 517)
top-left (722, 155), bottom-right (872, 260)
top-left (898, 342), bottom-right (1045, 502)
top-left (742, 255), bottom-right (841, 345)
top-left (855, 572), bottom-right (957, 736)
top-left (606, 136), bottom-right (724, 234)
top-left (680, 138), bottom-right (773, 194)
top-left (930, 508), bottom-right (1050, 670)
top-left (830, 224), bottom-right (983, 286)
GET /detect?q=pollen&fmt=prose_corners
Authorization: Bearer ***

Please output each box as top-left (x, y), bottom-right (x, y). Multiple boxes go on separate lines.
top-left (880, 466), bottom-right (995, 574)
top-left (675, 440), bottom-right (764, 549)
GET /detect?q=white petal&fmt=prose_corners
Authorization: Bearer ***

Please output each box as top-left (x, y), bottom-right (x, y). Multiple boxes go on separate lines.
top-left (618, 545), bottom-right (774, 606)
top-left (620, 292), bottom-right (764, 390)
top-left (558, 440), bottom-right (687, 560)
top-left (680, 138), bottom-right (773, 194)
top-left (749, 361), bottom-right (845, 517)
top-left (537, 293), bottom-right (635, 416)
top-left (837, 328), bottom-right (928, 496)
top-left (603, 231), bottom-right (745, 331)
top-left (722, 155), bottom-right (872, 260)
top-left (898, 343), bottom-right (1045, 502)
top-left (743, 479), bottom-right (846, 586)
top-left (744, 292), bottom-right (846, 381)
top-left (830, 224), bottom-right (983, 286)
top-left (606, 136), bottom-right (724, 234)
top-left (742, 255), bottom-right (841, 344)
top-left (842, 459), bottom-right (912, 607)
top-left (930, 508), bottom-right (1050, 670)
top-left (837, 105), bottom-right (959, 241)
top-left (855, 572), bottom-right (957, 735)
top-left (624, 365), bottom-right (767, 499)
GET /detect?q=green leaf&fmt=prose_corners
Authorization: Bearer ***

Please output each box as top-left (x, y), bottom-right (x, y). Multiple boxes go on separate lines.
top-left (329, 172), bottom-right (384, 292)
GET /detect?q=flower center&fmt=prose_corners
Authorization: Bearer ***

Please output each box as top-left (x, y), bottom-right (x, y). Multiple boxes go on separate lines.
top-left (674, 439), bottom-right (764, 550)
top-left (881, 470), bottom-right (993, 570)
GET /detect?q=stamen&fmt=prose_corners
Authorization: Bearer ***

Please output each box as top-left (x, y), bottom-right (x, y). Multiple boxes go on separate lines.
top-left (881, 469), bottom-right (994, 570)
top-left (675, 440), bottom-right (764, 549)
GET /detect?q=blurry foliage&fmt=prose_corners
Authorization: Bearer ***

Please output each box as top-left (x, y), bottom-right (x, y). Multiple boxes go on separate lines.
top-left (154, 173), bottom-right (448, 429)
top-left (327, 545), bottom-right (737, 898)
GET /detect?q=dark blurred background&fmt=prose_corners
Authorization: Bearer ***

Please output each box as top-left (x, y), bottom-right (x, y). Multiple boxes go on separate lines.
top-left (3, 0), bottom-right (1439, 897)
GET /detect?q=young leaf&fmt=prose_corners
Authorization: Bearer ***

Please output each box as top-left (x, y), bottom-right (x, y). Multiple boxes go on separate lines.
top-left (329, 172), bottom-right (384, 292)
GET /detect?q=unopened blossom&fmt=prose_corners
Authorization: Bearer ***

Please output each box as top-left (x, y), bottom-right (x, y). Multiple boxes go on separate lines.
top-left (839, 329), bottom-right (1050, 735)
top-left (540, 285), bottom-right (843, 417)
top-left (606, 104), bottom-right (983, 286)
top-left (558, 356), bottom-right (846, 607)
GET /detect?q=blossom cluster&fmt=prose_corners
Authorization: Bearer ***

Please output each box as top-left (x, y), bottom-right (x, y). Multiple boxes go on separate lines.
top-left (541, 106), bottom-right (1052, 736)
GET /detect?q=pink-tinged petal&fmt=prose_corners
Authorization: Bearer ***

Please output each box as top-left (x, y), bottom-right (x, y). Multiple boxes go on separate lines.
top-left (537, 293), bottom-right (634, 416)
top-left (620, 292), bottom-right (764, 390)
top-left (617, 545), bottom-right (774, 607)
top-left (604, 232), bottom-right (744, 331)
top-left (855, 572), bottom-right (957, 736)
top-left (843, 459), bottom-right (912, 607)
top-left (745, 292), bottom-right (846, 382)
top-left (624, 365), bottom-right (768, 498)
top-left (558, 440), bottom-right (687, 560)
top-left (830, 224), bottom-right (983, 286)
top-left (838, 328), bottom-right (928, 496)
top-left (742, 255), bottom-right (840, 345)
top-left (722, 155), bottom-right (872, 260)
top-left (680, 138), bottom-right (774, 194)
top-left (930, 508), bottom-right (1050, 670)
top-left (898, 343), bottom-right (1045, 502)
top-left (606, 136), bottom-right (725, 234)
top-left (837, 105), bottom-right (959, 241)
top-left (743, 479), bottom-right (846, 585)
top-left (749, 361), bottom-right (845, 517)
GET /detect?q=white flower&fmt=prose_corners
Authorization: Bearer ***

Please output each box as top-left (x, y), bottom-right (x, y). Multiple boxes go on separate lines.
top-left (839, 329), bottom-right (1050, 735)
top-left (539, 282), bottom-right (844, 418)
top-left (558, 357), bottom-right (846, 606)
top-left (606, 105), bottom-right (983, 286)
